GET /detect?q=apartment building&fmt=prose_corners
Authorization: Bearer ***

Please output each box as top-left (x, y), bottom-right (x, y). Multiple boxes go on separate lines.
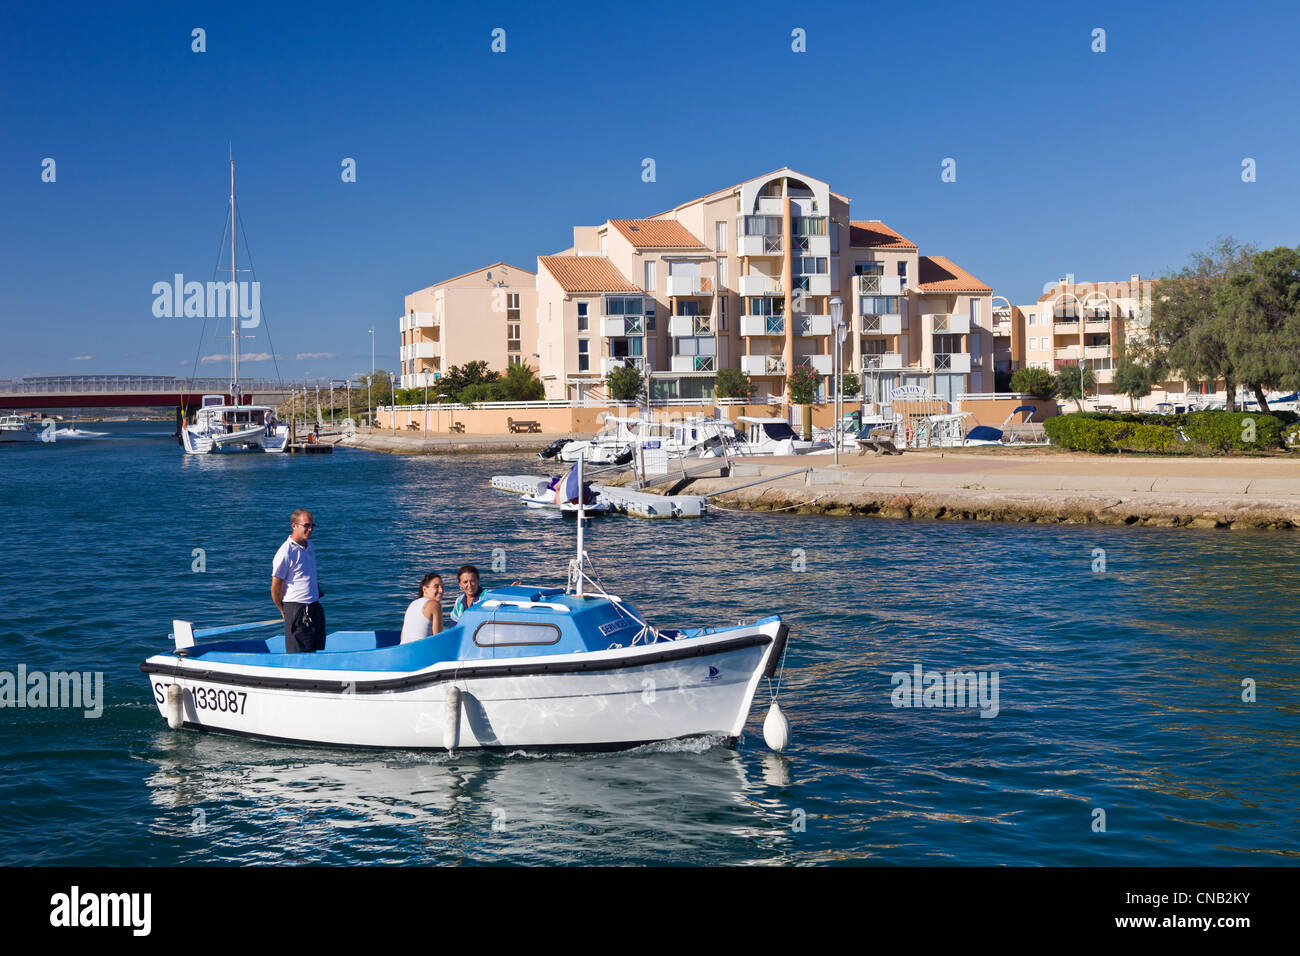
top-left (536, 168), bottom-right (996, 403)
top-left (399, 262), bottom-right (537, 388)
top-left (1018, 274), bottom-right (1158, 406)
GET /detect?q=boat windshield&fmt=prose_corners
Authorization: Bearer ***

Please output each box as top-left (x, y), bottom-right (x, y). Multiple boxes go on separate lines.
top-left (762, 422), bottom-right (798, 441)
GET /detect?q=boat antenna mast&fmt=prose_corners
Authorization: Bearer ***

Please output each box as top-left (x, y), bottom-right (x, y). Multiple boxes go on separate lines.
top-left (229, 147), bottom-right (240, 406)
top-left (569, 452), bottom-right (586, 596)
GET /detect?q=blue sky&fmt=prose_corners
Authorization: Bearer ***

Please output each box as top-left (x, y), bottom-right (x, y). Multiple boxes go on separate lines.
top-left (3, 0), bottom-right (1297, 382)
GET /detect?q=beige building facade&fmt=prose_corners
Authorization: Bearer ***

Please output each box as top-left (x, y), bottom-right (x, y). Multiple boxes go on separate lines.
top-left (399, 262), bottom-right (537, 388)
top-left (1017, 274), bottom-right (1159, 408)
top-left (535, 168), bottom-right (998, 403)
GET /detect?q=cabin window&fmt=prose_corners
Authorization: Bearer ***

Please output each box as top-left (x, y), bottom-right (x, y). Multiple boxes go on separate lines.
top-left (473, 620), bottom-right (562, 647)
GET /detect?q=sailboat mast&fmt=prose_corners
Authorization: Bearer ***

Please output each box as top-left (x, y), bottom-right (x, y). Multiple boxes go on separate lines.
top-left (230, 154), bottom-right (239, 403)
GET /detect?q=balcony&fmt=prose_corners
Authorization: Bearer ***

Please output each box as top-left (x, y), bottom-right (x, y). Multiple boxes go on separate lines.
top-left (934, 353), bottom-right (971, 373)
top-left (737, 234), bottom-right (783, 257)
top-left (664, 275), bottom-right (714, 297)
top-left (1084, 319), bottom-right (1112, 332)
top-left (740, 314), bottom-right (785, 336)
top-left (409, 311), bottom-right (437, 329)
top-left (738, 274), bottom-right (782, 296)
top-left (670, 354), bottom-right (716, 373)
top-left (856, 275), bottom-right (903, 296)
top-left (929, 313), bottom-right (970, 335)
top-left (602, 357), bottom-right (644, 376)
top-left (860, 314), bottom-right (902, 335)
top-left (793, 275), bottom-right (831, 296)
top-left (669, 315), bottom-right (715, 337)
top-left (863, 353), bottom-right (904, 371)
top-left (1084, 345), bottom-right (1113, 359)
top-left (602, 316), bottom-right (644, 337)
top-left (404, 342), bottom-right (438, 360)
top-left (793, 314), bottom-right (831, 336)
top-left (796, 355), bottom-right (833, 376)
top-left (1053, 320), bottom-right (1081, 334)
top-left (791, 234), bottom-right (831, 257)
top-left (755, 196), bottom-right (784, 215)
top-left (741, 354), bottom-right (787, 376)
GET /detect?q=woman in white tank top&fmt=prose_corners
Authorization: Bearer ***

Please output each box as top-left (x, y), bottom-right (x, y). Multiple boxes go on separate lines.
top-left (401, 573), bottom-right (445, 644)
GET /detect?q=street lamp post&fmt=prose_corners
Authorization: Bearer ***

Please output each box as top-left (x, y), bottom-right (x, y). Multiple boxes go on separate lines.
top-left (368, 328), bottom-right (375, 427)
top-left (423, 373), bottom-right (429, 438)
top-left (830, 296), bottom-right (845, 466)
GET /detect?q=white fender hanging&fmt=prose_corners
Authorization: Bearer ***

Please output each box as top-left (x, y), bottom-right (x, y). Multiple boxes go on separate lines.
top-left (165, 684), bottom-right (185, 730)
top-left (762, 700), bottom-right (790, 753)
top-left (443, 686), bottom-right (461, 752)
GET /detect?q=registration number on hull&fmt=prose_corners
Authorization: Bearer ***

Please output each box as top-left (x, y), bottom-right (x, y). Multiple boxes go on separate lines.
top-left (153, 681), bottom-right (248, 715)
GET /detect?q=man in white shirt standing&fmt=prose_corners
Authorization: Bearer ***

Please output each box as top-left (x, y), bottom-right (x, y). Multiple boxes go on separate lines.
top-left (271, 508), bottom-right (326, 653)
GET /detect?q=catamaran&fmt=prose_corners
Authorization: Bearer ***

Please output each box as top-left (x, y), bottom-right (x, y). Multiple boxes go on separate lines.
top-left (179, 155), bottom-right (289, 455)
top-left (141, 455), bottom-right (791, 752)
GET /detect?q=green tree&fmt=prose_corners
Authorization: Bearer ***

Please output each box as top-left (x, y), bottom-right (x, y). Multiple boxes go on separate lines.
top-left (605, 364), bottom-right (644, 403)
top-left (787, 364), bottom-right (820, 439)
top-left (1112, 359), bottom-right (1154, 411)
top-left (1218, 246), bottom-right (1300, 413)
top-left (1009, 366), bottom-right (1057, 400)
top-left (456, 382), bottom-right (502, 405)
top-left (1054, 363), bottom-right (1096, 412)
top-left (497, 361), bottom-right (546, 401)
top-left (714, 367), bottom-right (756, 399)
top-left (839, 372), bottom-right (861, 398)
top-left (1148, 237), bottom-right (1257, 411)
top-left (436, 361), bottom-right (499, 402)
top-left (787, 364), bottom-right (819, 405)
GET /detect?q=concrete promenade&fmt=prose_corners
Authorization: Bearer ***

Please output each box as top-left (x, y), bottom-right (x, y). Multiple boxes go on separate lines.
top-left (685, 449), bottom-right (1300, 529)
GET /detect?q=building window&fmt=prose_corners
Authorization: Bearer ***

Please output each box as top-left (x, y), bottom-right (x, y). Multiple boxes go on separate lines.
top-left (830, 222), bottom-right (839, 254)
top-left (969, 298), bottom-right (981, 326)
top-left (794, 256), bottom-right (827, 275)
top-left (507, 322), bottom-right (521, 356)
top-left (577, 301), bottom-right (588, 331)
top-left (578, 338), bottom-right (589, 372)
top-left (897, 261), bottom-right (908, 283)
top-left (600, 235), bottom-right (608, 256)
top-left (715, 221), bottom-right (726, 251)
top-left (719, 297), bottom-right (727, 331)
top-left (507, 292), bottom-right (520, 309)
top-left (646, 301), bottom-right (656, 332)
top-left (860, 296), bottom-right (900, 315)
top-left (717, 257), bottom-right (726, 288)
top-left (644, 261), bottom-right (655, 294)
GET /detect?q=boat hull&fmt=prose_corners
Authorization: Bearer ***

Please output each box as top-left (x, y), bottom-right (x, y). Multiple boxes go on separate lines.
top-left (141, 624), bottom-right (784, 751)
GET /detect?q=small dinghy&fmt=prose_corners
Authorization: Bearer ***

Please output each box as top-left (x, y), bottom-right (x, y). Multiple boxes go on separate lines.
top-left (520, 463), bottom-right (613, 516)
top-left (140, 454), bottom-right (791, 752)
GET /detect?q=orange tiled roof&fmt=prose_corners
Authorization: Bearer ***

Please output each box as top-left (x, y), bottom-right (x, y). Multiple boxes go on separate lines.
top-left (848, 221), bottom-right (917, 249)
top-left (538, 256), bottom-right (642, 294)
top-left (608, 219), bottom-right (706, 249)
top-left (915, 255), bottom-right (992, 293)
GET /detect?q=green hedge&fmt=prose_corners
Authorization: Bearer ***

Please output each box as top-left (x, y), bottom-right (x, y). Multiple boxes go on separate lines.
top-left (1045, 411), bottom-right (1286, 454)
top-left (1183, 411), bottom-right (1284, 452)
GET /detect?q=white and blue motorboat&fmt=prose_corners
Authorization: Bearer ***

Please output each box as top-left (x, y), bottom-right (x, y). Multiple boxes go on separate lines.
top-left (141, 457), bottom-right (791, 752)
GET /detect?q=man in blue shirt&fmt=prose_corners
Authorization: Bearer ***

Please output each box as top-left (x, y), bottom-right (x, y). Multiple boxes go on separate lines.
top-left (451, 564), bottom-right (483, 622)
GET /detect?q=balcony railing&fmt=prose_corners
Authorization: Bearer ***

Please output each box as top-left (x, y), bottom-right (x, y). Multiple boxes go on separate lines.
top-left (860, 314), bottom-right (902, 335)
top-left (740, 315), bottom-right (786, 336)
top-left (664, 275), bottom-right (714, 297)
top-left (668, 315), bottom-right (715, 337)
top-left (934, 352), bottom-right (971, 373)
top-left (602, 316), bottom-right (644, 337)
top-left (602, 357), bottom-right (645, 376)
top-left (861, 352), bottom-right (904, 371)
top-left (741, 354), bottom-right (787, 376)
top-left (793, 314), bottom-right (831, 336)
top-left (930, 313), bottom-right (971, 335)
top-left (738, 274), bottom-right (782, 296)
top-left (738, 233), bottom-right (783, 256)
top-left (796, 355), bottom-right (833, 376)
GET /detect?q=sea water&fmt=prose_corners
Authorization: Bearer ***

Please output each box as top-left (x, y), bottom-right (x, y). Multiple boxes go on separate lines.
top-left (0, 423), bottom-right (1296, 865)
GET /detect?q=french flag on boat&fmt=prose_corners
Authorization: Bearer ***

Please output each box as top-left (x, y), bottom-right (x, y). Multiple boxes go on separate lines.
top-left (554, 465), bottom-right (582, 504)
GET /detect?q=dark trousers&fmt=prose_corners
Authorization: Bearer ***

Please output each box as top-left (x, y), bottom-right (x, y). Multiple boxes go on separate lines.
top-left (283, 601), bottom-right (326, 653)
